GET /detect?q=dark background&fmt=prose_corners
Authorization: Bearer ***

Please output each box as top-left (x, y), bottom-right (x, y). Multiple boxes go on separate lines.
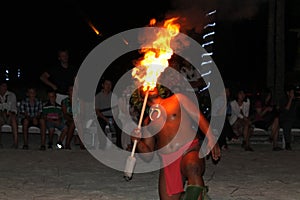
top-left (0, 0), bottom-right (299, 96)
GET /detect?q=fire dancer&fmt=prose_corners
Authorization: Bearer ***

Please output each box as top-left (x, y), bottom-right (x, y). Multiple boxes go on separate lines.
top-left (131, 86), bottom-right (220, 200)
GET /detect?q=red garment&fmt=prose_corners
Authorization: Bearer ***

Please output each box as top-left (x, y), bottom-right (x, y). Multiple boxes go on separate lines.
top-left (159, 139), bottom-right (199, 196)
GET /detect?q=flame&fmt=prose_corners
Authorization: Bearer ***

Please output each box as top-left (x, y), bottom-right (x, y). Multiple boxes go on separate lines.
top-left (132, 17), bottom-right (180, 91)
top-left (149, 18), bottom-right (156, 26)
top-left (88, 21), bottom-right (101, 36)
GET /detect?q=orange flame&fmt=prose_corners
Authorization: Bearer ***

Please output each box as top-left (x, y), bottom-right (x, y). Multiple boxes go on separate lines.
top-left (88, 21), bottom-right (101, 36)
top-left (149, 18), bottom-right (156, 26)
top-left (132, 17), bottom-right (180, 91)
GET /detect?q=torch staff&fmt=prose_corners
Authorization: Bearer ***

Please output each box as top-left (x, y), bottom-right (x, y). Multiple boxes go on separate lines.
top-left (124, 88), bottom-right (150, 180)
top-left (131, 89), bottom-right (150, 156)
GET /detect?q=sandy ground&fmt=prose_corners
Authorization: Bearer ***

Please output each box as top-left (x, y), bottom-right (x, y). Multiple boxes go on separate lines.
top-left (1, 132), bottom-right (300, 200)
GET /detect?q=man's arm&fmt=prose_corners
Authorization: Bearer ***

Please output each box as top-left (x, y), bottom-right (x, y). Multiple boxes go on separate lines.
top-left (177, 93), bottom-right (220, 160)
top-left (61, 102), bottom-right (73, 122)
top-left (40, 72), bottom-right (57, 91)
top-left (95, 108), bottom-right (109, 124)
top-left (131, 118), bottom-right (156, 162)
top-left (285, 92), bottom-right (294, 111)
top-left (8, 92), bottom-right (18, 114)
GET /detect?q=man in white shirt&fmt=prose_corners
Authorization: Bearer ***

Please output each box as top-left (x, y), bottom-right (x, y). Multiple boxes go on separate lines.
top-left (95, 78), bottom-right (121, 148)
top-left (228, 89), bottom-right (253, 151)
top-left (0, 80), bottom-right (18, 148)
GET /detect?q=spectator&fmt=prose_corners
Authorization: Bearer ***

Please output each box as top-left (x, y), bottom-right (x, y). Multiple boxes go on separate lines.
top-left (42, 89), bottom-right (68, 149)
top-left (62, 85), bottom-right (85, 150)
top-left (212, 85), bottom-right (237, 150)
top-left (95, 78), bottom-right (121, 148)
top-left (252, 88), bottom-right (282, 151)
top-left (117, 85), bottom-right (139, 151)
top-left (228, 88), bottom-right (254, 151)
top-left (279, 85), bottom-right (298, 150)
top-left (0, 80), bottom-right (18, 149)
top-left (20, 86), bottom-right (46, 150)
top-left (40, 48), bottom-right (78, 104)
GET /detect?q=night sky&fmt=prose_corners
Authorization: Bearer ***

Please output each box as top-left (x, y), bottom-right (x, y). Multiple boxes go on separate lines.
top-left (1, 0), bottom-right (170, 65)
top-left (0, 0), bottom-right (284, 91)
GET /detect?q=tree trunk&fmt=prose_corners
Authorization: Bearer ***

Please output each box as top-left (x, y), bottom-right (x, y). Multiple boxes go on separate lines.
top-left (266, 0), bottom-right (275, 90)
top-left (274, 0), bottom-right (285, 102)
top-left (267, 0), bottom-right (285, 103)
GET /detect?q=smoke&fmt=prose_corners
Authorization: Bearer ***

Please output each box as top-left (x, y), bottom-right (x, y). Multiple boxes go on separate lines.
top-left (215, 0), bottom-right (268, 21)
top-left (163, 0), bottom-right (267, 34)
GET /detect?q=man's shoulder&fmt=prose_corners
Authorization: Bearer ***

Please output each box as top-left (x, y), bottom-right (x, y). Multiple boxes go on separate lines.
top-left (45, 64), bottom-right (61, 73)
top-left (43, 101), bottom-right (51, 107)
top-left (47, 64), bottom-right (77, 73)
top-left (61, 97), bottom-right (70, 104)
top-left (230, 100), bottom-right (237, 106)
top-left (36, 98), bottom-right (44, 104)
top-left (21, 97), bottom-right (29, 103)
top-left (6, 90), bottom-right (16, 97)
top-left (111, 92), bottom-right (118, 99)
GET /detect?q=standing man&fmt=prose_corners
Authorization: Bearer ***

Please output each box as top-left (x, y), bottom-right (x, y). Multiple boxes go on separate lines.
top-left (131, 87), bottom-right (220, 200)
top-left (0, 80), bottom-right (18, 148)
top-left (40, 48), bottom-right (78, 104)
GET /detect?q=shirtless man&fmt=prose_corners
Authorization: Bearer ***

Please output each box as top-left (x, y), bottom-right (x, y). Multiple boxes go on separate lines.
top-left (131, 87), bottom-right (220, 200)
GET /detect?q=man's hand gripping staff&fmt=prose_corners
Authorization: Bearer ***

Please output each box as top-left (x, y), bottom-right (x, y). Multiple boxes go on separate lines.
top-left (124, 90), bottom-right (149, 181)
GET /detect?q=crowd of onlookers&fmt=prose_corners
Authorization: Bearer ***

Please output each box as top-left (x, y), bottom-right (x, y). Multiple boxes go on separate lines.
top-left (0, 48), bottom-right (133, 151)
top-left (0, 81), bottom-right (84, 150)
top-left (169, 55), bottom-right (300, 152)
top-left (0, 48), bottom-right (83, 150)
top-left (214, 84), bottom-right (300, 152)
top-left (1, 49), bottom-right (299, 153)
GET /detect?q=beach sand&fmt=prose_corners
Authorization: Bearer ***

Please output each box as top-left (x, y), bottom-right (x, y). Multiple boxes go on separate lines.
top-left (0, 132), bottom-right (300, 200)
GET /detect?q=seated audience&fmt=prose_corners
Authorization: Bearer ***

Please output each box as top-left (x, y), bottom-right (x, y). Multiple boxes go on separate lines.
top-left (0, 80), bottom-right (18, 149)
top-left (228, 88), bottom-right (254, 151)
top-left (252, 88), bottom-right (282, 151)
top-left (62, 85), bottom-right (85, 150)
top-left (212, 85), bottom-right (237, 150)
top-left (117, 91), bottom-right (139, 151)
top-left (95, 78), bottom-right (121, 148)
top-left (20, 86), bottom-right (46, 150)
top-left (42, 89), bottom-right (68, 149)
top-left (278, 85), bottom-right (298, 150)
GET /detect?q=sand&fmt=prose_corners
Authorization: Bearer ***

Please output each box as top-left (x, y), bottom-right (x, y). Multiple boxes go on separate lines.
top-left (0, 132), bottom-right (300, 200)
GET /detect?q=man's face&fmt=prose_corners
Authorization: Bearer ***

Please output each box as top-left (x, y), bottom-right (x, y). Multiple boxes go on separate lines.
top-left (27, 88), bottom-right (37, 98)
top-left (68, 86), bottom-right (73, 96)
top-left (48, 92), bottom-right (57, 104)
top-left (102, 80), bottom-right (112, 92)
top-left (238, 91), bottom-right (245, 100)
top-left (58, 51), bottom-right (69, 63)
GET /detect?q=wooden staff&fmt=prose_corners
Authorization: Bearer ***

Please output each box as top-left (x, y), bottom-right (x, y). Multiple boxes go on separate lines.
top-left (124, 89), bottom-right (150, 181)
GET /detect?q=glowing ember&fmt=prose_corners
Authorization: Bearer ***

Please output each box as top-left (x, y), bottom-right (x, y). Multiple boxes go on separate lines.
top-left (132, 17), bottom-right (180, 91)
top-left (122, 38), bottom-right (129, 45)
top-left (149, 18), bottom-right (156, 26)
top-left (88, 21), bottom-right (101, 36)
